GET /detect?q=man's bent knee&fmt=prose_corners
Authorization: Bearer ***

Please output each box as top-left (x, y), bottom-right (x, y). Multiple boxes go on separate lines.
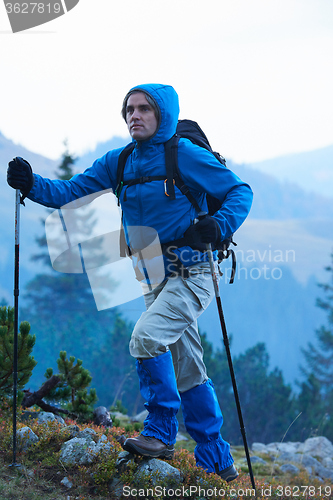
top-left (129, 325), bottom-right (168, 359)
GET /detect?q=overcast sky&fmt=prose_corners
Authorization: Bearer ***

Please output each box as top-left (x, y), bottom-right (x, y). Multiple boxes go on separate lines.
top-left (1, 0), bottom-right (332, 165)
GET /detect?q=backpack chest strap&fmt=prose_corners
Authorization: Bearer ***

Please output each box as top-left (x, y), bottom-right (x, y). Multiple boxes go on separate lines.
top-left (119, 175), bottom-right (166, 201)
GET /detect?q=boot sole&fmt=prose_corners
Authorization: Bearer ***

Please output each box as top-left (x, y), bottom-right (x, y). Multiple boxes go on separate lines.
top-left (223, 471), bottom-right (239, 482)
top-left (123, 440), bottom-right (174, 459)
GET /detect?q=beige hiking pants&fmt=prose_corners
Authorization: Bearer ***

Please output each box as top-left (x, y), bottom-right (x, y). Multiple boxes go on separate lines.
top-left (129, 262), bottom-right (216, 393)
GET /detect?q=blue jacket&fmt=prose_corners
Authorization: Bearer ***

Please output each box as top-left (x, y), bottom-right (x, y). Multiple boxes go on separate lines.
top-left (28, 83), bottom-right (253, 274)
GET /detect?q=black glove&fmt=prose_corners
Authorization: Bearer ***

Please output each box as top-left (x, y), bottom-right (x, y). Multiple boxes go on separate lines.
top-left (184, 216), bottom-right (222, 252)
top-left (7, 157), bottom-right (34, 198)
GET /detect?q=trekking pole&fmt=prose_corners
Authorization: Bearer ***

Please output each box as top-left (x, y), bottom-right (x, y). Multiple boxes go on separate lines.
top-left (10, 189), bottom-right (21, 468)
top-left (203, 231), bottom-right (256, 492)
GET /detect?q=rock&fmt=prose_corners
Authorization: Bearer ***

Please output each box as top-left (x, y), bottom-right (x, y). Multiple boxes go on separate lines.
top-left (116, 451), bottom-right (135, 473)
top-left (250, 456), bottom-right (267, 464)
top-left (60, 435), bottom-right (112, 466)
top-left (109, 477), bottom-right (125, 497)
top-left (37, 411), bottom-right (65, 426)
top-left (252, 442), bottom-right (267, 453)
top-left (78, 427), bottom-right (97, 439)
top-left (322, 457), bottom-right (333, 470)
top-left (17, 427), bottom-right (39, 451)
top-left (251, 437), bottom-right (333, 480)
top-left (59, 424), bottom-right (80, 440)
top-left (93, 406), bottom-right (112, 427)
top-left (276, 451), bottom-right (333, 480)
top-left (280, 464), bottom-right (300, 475)
top-left (265, 442), bottom-right (303, 455)
top-left (130, 409), bottom-right (148, 423)
top-left (300, 437), bottom-right (333, 460)
top-left (176, 432), bottom-right (188, 442)
top-left (60, 477), bottom-right (73, 488)
top-left (135, 458), bottom-right (182, 487)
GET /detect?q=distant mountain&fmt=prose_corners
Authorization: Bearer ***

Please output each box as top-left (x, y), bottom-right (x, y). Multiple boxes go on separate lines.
top-left (75, 136), bottom-right (130, 170)
top-left (1, 131), bottom-right (333, 387)
top-left (0, 131), bottom-right (57, 177)
top-left (248, 144), bottom-right (333, 197)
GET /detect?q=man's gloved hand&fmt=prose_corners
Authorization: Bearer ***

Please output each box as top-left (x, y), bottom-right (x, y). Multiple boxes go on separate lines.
top-left (7, 157), bottom-right (34, 197)
top-left (184, 216), bottom-right (222, 252)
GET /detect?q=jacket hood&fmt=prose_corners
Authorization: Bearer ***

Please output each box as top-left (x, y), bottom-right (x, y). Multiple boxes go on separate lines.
top-left (126, 83), bottom-right (180, 144)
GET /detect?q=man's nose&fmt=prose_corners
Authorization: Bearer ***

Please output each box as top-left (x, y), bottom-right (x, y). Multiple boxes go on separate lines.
top-left (131, 108), bottom-right (141, 120)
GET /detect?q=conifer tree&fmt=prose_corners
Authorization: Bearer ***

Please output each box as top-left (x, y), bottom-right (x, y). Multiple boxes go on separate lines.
top-left (297, 252), bottom-right (333, 440)
top-left (202, 334), bottom-right (295, 443)
top-left (44, 351), bottom-right (97, 421)
top-left (302, 252), bottom-right (333, 389)
top-left (0, 306), bottom-right (37, 398)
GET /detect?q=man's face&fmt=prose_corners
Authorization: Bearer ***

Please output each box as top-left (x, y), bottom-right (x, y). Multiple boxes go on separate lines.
top-left (126, 92), bottom-right (158, 141)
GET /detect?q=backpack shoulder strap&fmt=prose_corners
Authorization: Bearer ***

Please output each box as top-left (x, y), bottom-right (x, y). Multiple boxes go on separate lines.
top-left (164, 134), bottom-right (203, 214)
top-left (115, 143), bottom-right (135, 202)
top-left (164, 135), bottom-right (178, 200)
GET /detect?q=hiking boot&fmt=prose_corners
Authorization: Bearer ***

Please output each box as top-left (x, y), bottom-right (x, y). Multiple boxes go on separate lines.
top-left (218, 464), bottom-right (239, 482)
top-left (122, 434), bottom-right (174, 459)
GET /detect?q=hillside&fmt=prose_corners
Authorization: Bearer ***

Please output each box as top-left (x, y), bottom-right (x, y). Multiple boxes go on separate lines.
top-left (1, 131), bottom-right (333, 386)
top-left (248, 144), bottom-right (333, 197)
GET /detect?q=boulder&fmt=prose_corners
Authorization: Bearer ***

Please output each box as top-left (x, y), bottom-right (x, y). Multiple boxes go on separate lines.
top-left (60, 434), bottom-right (112, 466)
top-left (276, 451), bottom-right (333, 480)
top-left (93, 406), bottom-right (112, 427)
top-left (250, 456), bottom-right (267, 464)
top-left (17, 427), bottom-right (39, 451)
top-left (130, 409), bottom-right (148, 423)
top-left (78, 427), bottom-right (97, 439)
top-left (37, 411), bottom-right (65, 426)
top-left (265, 442), bottom-right (303, 454)
top-left (300, 437), bottom-right (333, 460)
top-left (135, 458), bottom-right (182, 487)
top-left (251, 442), bottom-right (267, 453)
top-left (280, 464), bottom-right (300, 475)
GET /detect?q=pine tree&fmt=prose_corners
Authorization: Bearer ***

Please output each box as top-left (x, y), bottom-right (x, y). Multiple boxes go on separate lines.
top-left (297, 252), bottom-right (333, 440)
top-left (92, 315), bottom-right (139, 412)
top-left (0, 306), bottom-right (37, 398)
top-left (44, 351), bottom-right (98, 421)
top-left (201, 333), bottom-right (295, 444)
top-left (301, 252), bottom-right (333, 389)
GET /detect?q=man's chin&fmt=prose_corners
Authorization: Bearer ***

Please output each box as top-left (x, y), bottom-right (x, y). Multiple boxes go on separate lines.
top-left (131, 132), bottom-right (150, 141)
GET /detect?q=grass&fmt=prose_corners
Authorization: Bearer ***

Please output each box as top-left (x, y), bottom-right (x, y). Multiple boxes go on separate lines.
top-left (0, 405), bottom-right (332, 499)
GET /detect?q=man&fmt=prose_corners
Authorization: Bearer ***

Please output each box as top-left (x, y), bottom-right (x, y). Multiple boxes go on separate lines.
top-left (7, 83), bottom-right (253, 482)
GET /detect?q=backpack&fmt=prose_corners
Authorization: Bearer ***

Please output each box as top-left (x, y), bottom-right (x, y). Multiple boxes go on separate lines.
top-left (115, 119), bottom-right (236, 283)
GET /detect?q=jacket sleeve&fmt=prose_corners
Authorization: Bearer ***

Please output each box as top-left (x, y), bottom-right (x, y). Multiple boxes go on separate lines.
top-left (178, 139), bottom-right (253, 239)
top-left (27, 150), bottom-right (119, 209)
